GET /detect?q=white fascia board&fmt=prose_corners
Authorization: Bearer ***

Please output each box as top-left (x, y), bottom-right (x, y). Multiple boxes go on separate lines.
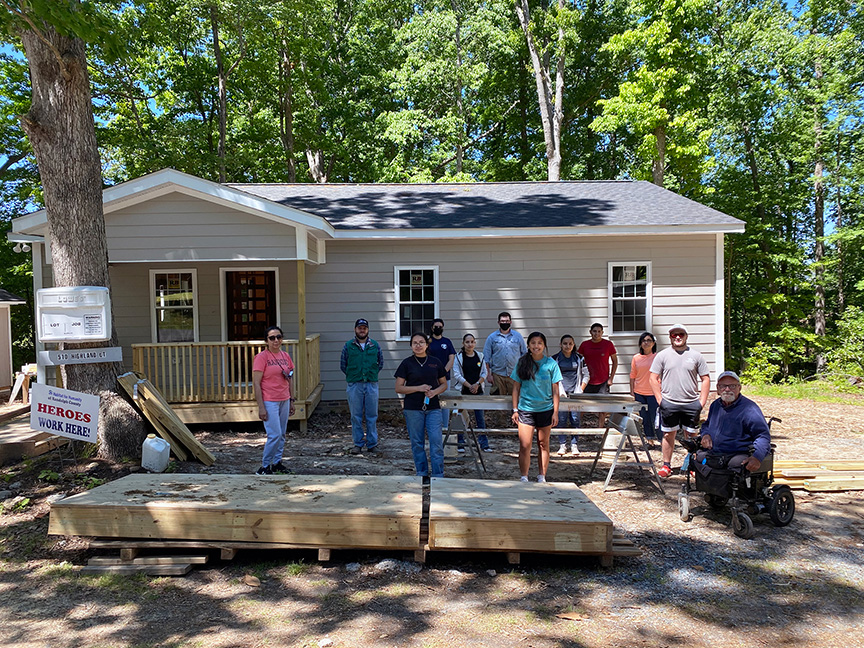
top-left (10, 168), bottom-right (337, 239)
top-left (6, 232), bottom-right (44, 243)
top-left (333, 223), bottom-right (746, 240)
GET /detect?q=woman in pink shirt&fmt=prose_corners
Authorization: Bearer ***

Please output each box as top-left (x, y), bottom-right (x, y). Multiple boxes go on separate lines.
top-left (252, 325), bottom-right (295, 475)
top-left (630, 332), bottom-right (659, 443)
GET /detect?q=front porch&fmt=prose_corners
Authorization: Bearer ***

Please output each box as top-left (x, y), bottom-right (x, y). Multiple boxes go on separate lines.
top-left (132, 335), bottom-right (323, 431)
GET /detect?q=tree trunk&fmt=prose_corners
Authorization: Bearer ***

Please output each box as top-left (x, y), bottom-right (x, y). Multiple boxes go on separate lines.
top-left (652, 123), bottom-right (665, 187)
top-left (452, 2), bottom-right (464, 175)
top-left (278, 37), bottom-right (297, 182)
top-left (306, 149), bottom-right (329, 183)
top-left (813, 57), bottom-right (826, 373)
top-left (19, 23), bottom-right (144, 461)
top-left (210, 4), bottom-right (227, 183)
top-left (515, 0), bottom-right (565, 181)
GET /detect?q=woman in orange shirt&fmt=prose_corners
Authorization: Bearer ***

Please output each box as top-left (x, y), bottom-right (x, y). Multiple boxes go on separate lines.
top-left (629, 332), bottom-right (659, 443)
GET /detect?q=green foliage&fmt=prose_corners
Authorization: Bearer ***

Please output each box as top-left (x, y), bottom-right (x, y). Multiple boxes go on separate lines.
top-left (826, 306), bottom-right (864, 378)
top-left (38, 469), bottom-right (60, 483)
top-left (740, 342), bottom-right (781, 385)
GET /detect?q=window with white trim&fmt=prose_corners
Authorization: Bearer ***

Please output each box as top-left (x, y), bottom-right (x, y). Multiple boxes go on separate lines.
top-left (608, 263), bottom-right (651, 333)
top-left (395, 267), bottom-right (438, 339)
top-left (151, 270), bottom-right (198, 342)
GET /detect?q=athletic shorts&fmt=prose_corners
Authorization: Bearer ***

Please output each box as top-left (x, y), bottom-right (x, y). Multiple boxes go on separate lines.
top-left (658, 399), bottom-right (702, 433)
top-left (517, 409), bottom-right (554, 429)
top-left (583, 382), bottom-right (609, 394)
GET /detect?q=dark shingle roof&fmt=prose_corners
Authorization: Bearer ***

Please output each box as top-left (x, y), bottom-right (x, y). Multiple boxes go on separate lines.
top-left (0, 289), bottom-right (25, 303)
top-left (227, 180), bottom-right (742, 231)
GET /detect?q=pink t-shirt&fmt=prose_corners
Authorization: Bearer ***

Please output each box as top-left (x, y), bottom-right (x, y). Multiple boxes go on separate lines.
top-left (630, 352), bottom-right (656, 396)
top-left (253, 350), bottom-right (294, 402)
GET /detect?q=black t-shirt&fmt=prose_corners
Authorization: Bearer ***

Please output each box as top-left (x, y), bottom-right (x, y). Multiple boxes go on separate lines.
top-left (394, 355), bottom-right (447, 410)
top-left (457, 352), bottom-right (484, 395)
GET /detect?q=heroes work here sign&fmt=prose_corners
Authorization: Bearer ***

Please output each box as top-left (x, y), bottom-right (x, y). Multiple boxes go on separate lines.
top-left (30, 383), bottom-right (99, 444)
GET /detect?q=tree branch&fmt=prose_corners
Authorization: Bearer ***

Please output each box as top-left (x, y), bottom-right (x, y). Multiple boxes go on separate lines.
top-left (0, 0), bottom-right (71, 80)
top-left (434, 100), bottom-right (520, 171)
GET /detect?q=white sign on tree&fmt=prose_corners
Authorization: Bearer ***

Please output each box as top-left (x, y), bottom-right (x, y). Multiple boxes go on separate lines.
top-left (30, 383), bottom-right (99, 444)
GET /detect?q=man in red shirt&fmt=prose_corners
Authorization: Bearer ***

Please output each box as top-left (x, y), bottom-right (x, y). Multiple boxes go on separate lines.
top-left (578, 323), bottom-right (618, 428)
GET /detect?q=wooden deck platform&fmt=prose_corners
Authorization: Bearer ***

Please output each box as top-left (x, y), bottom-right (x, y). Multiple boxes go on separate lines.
top-left (49, 474), bottom-right (423, 550)
top-left (0, 414), bottom-right (67, 464)
top-left (428, 478), bottom-right (612, 556)
top-left (50, 474), bottom-right (634, 567)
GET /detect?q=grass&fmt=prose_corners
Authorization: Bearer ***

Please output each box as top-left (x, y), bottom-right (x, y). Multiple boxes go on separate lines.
top-left (747, 381), bottom-right (864, 407)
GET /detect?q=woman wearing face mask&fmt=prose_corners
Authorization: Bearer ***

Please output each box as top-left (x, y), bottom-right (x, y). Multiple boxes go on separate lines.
top-left (451, 333), bottom-right (490, 452)
top-left (552, 334), bottom-right (588, 456)
top-left (394, 332), bottom-right (449, 478)
top-left (511, 332), bottom-right (562, 483)
top-left (252, 325), bottom-right (295, 475)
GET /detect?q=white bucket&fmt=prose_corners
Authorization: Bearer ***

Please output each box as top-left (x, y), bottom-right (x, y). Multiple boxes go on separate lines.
top-left (142, 434), bottom-right (170, 473)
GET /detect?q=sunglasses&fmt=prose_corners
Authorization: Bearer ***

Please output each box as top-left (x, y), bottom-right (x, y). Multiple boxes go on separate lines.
top-left (670, 333), bottom-right (687, 338)
top-left (268, 335), bottom-right (283, 341)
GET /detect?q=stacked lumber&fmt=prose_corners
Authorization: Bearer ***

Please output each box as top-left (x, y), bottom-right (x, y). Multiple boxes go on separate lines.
top-left (117, 372), bottom-right (215, 466)
top-left (774, 460), bottom-right (864, 492)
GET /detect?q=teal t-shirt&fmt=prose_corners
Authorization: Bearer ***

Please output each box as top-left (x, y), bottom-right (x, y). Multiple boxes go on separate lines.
top-left (511, 356), bottom-right (563, 412)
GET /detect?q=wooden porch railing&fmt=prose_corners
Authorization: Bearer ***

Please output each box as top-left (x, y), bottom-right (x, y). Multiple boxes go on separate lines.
top-left (131, 335), bottom-right (321, 404)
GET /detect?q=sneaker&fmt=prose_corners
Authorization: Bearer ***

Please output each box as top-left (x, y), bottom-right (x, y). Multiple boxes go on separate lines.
top-left (349, 446), bottom-right (363, 455)
top-left (570, 443), bottom-right (580, 455)
top-left (557, 443), bottom-right (568, 456)
top-left (270, 462), bottom-right (289, 474)
top-left (457, 447), bottom-right (466, 454)
top-left (482, 446), bottom-right (493, 453)
top-left (537, 475), bottom-right (546, 483)
top-left (519, 475), bottom-right (529, 482)
top-left (366, 446), bottom-right (379, 454)
top-left (255, 465), bottom-right (272, 475)
top-left (658, 464), bottom-right (673, 479)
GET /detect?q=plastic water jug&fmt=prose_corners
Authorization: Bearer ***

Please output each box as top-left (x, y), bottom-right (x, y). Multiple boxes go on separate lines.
top-left (142, 434), bottom-right (170, 473)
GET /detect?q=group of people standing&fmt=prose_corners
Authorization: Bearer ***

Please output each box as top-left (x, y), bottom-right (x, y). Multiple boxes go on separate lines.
top-left (251, 315), bottom-right (720, 484)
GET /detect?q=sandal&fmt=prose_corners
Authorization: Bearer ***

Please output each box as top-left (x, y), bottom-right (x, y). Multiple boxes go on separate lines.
top-left (658, 465), bottom-right (673, 479)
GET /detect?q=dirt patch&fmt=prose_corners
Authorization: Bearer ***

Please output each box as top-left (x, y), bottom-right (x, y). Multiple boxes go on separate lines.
top-left (0, 396), bottom-right (862, 648)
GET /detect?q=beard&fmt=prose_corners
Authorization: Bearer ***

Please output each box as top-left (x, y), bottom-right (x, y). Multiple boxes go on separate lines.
top-left (719, 393), bottom-right (737, 404)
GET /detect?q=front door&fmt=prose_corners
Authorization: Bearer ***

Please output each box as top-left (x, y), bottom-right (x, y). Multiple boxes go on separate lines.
top-left (225, 270), bottom-right (277, 341)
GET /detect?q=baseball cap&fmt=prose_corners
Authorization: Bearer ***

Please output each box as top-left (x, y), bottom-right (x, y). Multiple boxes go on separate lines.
top-left (668, 323), bottom-right (688, 335)
top-left (717, 371), bottom-right (740, 383)
top-left (354, 318), bottom-right (369, 328)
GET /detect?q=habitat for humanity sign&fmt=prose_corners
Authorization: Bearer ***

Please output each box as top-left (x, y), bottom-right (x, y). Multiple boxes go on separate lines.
top-left (30, 383), bottom-right (99, 444)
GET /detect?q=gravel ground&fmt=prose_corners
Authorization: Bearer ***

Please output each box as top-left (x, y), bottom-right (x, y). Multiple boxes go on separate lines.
top-left (0, 394), bottom-right (862, 648)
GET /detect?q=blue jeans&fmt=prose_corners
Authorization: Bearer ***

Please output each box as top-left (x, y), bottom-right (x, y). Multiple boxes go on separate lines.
top-left (457, 408), bottom-right (489, 449)
top-left (557, 410), bottom-right (581, 445)
top-left (262, 400), bottom-right (291, 467)
top-left (347, 381), bottom-right (379, 449)
top-left (635, 393), bottom-right (660, 440)
top-left (404, 408), bottom-right (444, 477)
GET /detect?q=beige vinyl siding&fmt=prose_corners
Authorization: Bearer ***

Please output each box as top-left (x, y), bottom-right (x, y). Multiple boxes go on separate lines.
top-left (306, 232), bottom-right (319, 264)
top-left (106, 193), bottom-right (298, 262)
top-left (0, 307), bottom-right (12, 389)
top-left (307, 234), bottom-right (720, 401)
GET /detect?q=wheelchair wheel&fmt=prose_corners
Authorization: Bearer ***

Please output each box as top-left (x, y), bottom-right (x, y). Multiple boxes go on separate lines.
top-left (705, 494), bottom-right (728, 510)
top-left (732, 511), bottom-right (754, 539)
top-left (678, 492), bottom-right (691, 522)
top-left (769, 486), bottom-right (795, 526)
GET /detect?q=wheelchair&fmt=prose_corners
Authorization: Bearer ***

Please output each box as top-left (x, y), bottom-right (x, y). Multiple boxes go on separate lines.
top-left (676, 417), bottom-right (795, 539)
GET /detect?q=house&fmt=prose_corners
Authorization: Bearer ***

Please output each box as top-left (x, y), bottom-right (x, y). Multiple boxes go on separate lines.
top-left (9, 168), bottom-right (745, 426)
top-left (0, 288), bottom-right (26, 390)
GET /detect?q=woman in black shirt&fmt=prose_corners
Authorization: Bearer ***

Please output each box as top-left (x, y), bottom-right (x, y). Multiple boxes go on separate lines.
top-left (394, 332), bottom-right (448, 477)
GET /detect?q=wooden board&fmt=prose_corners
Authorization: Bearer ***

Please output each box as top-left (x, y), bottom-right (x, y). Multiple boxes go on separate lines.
top-left (0, 415), bottom-right (67, 464)
top-left (803, 476), bottom-right (864, 492)
top-left (428, 478), bottom-right (613, 554)
top-left (49, 474), bottom-right (423, 550)
top-left (117, 373), bottom-right (213, 465)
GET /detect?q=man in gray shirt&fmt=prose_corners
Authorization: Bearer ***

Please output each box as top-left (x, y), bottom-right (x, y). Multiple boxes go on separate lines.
top-left (483, 311), bottom-right (527, 395)
top-left (649, 323), bottom-right (710, 478)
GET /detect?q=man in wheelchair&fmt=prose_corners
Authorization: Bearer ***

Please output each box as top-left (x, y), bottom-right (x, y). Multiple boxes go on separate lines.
top-left (696, 371), bottom-right (770, 472)
top-left (678, 371), bottom-right (794, 537)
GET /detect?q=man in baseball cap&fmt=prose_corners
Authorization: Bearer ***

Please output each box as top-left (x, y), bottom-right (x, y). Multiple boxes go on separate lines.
top-left (340, 318), bottom-right (384, 454)
top-left (649, 323), bottom-right (710, 478)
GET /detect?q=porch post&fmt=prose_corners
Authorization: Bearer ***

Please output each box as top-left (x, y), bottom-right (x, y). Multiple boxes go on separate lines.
top-left (296, 259), bottom-right (307, 402)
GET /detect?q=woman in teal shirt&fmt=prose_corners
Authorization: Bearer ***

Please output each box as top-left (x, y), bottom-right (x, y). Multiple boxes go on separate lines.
top-left (511, 332), bottom-right (562, 483)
